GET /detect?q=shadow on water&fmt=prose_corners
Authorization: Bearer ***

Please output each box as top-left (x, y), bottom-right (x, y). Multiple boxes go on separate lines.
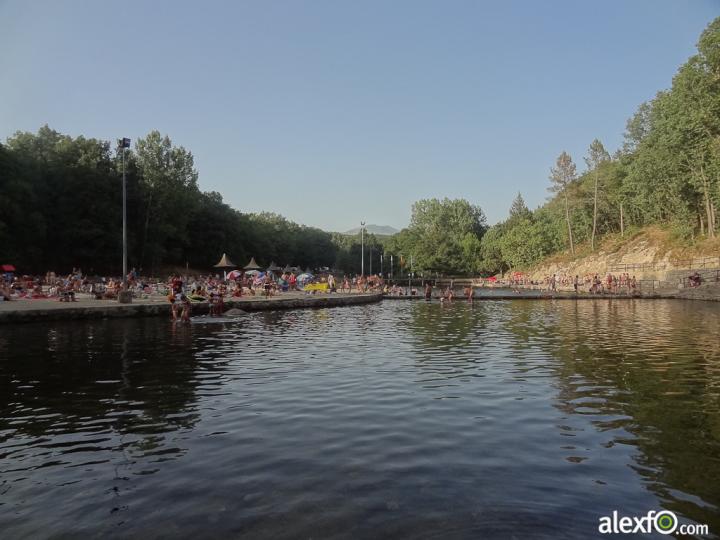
top-left (404, 299), bottom-right (720, 536)
top-left (0, 319), bottom-right (201, 440)
top-left (508, 300), bottom-right (719, 533)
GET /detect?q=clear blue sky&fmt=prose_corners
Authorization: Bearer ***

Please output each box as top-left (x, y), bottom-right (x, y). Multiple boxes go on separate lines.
top-left (1, 1), bottom-right (717, 231)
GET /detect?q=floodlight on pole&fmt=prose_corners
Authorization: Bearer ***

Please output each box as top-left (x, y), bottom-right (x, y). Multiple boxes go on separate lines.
top-left (119, 137), bottom-right (131, 297)
top-left (360, 221), bottom-right (365, 276)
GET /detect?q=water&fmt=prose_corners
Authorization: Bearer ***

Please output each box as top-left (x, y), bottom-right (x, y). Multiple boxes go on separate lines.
top-left (1, 299), bottom-right (719, 539)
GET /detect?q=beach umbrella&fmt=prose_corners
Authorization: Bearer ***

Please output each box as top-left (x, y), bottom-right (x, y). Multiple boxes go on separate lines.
top-left (213, 253), bottom-right (236, 280)
top-left (227, 269), bottom-right (242, 280)
top-left (244, 257), bottom-right (262, 270)
top-left (2, 264), bottom-right (16, 272)
top-left (213, 253), bottom-right (236, 269)
top-left (297, 273), bottom-right (313, 281)
top-left (245, 269), bottom-right (261, 276)
top-left (487, 276), bottom-right (497, 282)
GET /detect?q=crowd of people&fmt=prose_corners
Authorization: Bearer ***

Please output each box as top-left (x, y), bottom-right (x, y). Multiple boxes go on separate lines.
top-left (543, 272), bottom-right (639, 294)
top-left (471, 272), bottom-right (642, 294)
top-left (0, 266), bottom-right (390, 305)
top-left (2, 263), bottom-right (711, 307)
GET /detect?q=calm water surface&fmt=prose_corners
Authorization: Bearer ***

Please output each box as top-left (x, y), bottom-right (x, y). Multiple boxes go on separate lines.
top-left (1, 300), bottom-right (719, 539)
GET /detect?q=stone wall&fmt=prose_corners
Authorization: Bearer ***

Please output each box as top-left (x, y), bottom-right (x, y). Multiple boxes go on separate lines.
top-left (0, 294), bottom-right (383, 324)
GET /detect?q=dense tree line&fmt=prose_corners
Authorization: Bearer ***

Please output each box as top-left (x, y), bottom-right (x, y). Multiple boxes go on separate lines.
top-left (0, 127), bottom-right (348, 275)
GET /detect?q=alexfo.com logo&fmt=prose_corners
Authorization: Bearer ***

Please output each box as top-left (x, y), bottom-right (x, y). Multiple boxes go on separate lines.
top-left (598, 510), bottom-right (709, 536)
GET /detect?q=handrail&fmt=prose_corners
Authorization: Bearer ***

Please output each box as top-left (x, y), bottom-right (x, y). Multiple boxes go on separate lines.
top-left (609, 256), bottom-right (720, 273)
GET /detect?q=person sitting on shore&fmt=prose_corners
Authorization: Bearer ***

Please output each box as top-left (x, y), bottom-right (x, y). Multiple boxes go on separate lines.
top-left (0, 282), bottom-right (12, 301)
top-left (464, 284), bottom-right (473, 302)
top-left (59, 281), bottom-right (77, 302)
top-left (689, 272), bottom-right (702, 288)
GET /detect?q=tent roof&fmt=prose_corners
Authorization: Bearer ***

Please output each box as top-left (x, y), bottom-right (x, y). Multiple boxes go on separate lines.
top-left (267, 261), bottom-right (282, 271)
top-left (1, 264), bottom-right (16, 272)
top-left (213, 253), bottom-right (236, 268)
top-left (243, 257), bottom-right (262, 270)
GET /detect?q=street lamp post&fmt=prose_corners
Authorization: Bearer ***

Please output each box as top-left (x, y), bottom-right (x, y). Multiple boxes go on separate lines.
top-left (119, 137), bottom-right (131, 302)
top-left (360, 221), bottom-right (365, 276)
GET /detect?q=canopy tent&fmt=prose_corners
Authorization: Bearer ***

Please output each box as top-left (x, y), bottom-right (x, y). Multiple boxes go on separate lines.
top-left (266, 261), bottom-right (282, 273)
top-left (244, 257), bottom-right (262, 270)
top-left (282, 265), bottom-right (292, 273)
top-left (1, 264), bottom-right (16, 272)
top-left (303, 267), bottom-right (312, 275)
top-left (213, 253), bottom-right (236, 268)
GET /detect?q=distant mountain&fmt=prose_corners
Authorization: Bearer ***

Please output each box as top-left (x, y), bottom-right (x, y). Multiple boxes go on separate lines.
top-left (343, 224), bottom-right (400, 236)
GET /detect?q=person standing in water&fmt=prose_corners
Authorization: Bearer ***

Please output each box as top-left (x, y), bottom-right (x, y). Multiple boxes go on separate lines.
top-left (464, 284), bottom-right (473, 303)
top-left (424, 281), bottom-right (432, 301)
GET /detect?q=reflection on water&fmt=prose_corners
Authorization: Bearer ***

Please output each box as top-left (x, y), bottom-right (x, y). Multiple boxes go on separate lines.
top-left (0, 300), bottom-right (719, 538)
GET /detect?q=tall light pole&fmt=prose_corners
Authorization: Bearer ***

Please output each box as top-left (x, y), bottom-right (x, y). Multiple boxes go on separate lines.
top-left (360, 221), bottom-right (365, 276)
top-left (119, 137), bottom-right (131, 297)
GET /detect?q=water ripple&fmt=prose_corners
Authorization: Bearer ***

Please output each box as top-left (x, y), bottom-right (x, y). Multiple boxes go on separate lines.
top-left (0, 300), bottom-right (719, 537)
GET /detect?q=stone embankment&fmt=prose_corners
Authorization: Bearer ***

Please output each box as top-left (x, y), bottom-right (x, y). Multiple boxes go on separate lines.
top-left (525, 230), bottom-right (720, 284)
top-left (0, 293), bottom-right (383, 324)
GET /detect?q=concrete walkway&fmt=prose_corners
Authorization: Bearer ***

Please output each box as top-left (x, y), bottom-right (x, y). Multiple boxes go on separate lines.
top-left (0, 292), bottom-right (383, 324)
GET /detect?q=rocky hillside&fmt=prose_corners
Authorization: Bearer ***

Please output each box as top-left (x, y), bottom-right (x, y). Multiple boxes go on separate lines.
top-left (526, 227), bottom-right (720, 281)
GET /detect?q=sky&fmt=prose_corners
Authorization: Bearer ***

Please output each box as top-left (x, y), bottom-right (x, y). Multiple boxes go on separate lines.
top-left (1, 1), bottom-right (717, 232)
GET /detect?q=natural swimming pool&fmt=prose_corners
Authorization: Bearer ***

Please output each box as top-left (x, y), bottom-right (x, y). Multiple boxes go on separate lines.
top-left (1, 299), bottom-right (718, 538)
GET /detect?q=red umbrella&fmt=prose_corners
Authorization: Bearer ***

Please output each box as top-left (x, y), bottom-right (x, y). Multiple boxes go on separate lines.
top-left (2, 264), bottom-right (16, 272)
top-left (487, 276), bottom-right (497, 282)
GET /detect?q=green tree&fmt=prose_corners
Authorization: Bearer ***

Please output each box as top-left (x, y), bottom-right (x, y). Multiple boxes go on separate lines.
top-left (549, 151), bottom-right (578, 255)
top-left (508, 192), bottom-right (532, 222)
top-left (584, 139), bottom-right (611, 250)
top-left (134, 131), bottom-right (199, 272)
top-left (409, 198), bottom-right (487, 274)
